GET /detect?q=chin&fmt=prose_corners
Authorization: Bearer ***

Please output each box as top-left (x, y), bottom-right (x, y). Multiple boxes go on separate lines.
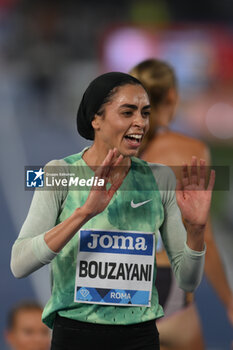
top-left (123, 148), bottom-right (139, 157)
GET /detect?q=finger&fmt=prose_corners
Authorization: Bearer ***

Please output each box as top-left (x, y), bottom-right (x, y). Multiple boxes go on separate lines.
top-left (113, 154), bottom-right (124, 167)
top-left (191, 156), bottom-right (198, 185)
top-left (104, 148), bottom-right (120, 178)
top-left (94, 165), bottom-right (103, 178)
top-left (199, 159), bottom-right (206, 187)
top-left (112, 147), bottom-right (119, 160)
top-left (96, 149), bottom-right (114, 178)
top-left (181, 163), bottom-right (189, 187)
top-left (109, 147), bottom-right (119, 164)
top-left (207, 169), bottom-right (215, 191)
top-left (102, 149), bottom-right (114, 167)
top-left (111, 154), bottom-right (124, 175)
top-left (107, 148), bottom-right (125, 177)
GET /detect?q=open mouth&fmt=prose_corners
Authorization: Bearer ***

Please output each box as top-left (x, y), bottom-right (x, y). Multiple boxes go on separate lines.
top-left (124, 134), bottom-right (143, 146)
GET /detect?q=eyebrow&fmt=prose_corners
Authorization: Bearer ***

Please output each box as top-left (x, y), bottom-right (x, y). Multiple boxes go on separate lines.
top-left (119, 104), bottom-right (151, 110)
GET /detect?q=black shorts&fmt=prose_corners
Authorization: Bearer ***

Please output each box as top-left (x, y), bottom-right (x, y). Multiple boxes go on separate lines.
top-left (51, 314), bottom-right (160, 350)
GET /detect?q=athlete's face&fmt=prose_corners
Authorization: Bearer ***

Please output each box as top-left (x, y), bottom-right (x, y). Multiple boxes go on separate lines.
top-left (5, 310), bottom-right (51, 350)
top-left (92, 84), bottom-right (150, 157)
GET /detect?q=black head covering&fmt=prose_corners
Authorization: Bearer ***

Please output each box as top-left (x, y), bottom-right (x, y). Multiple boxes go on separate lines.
top-left (76, 72), bottom-right (144, 140)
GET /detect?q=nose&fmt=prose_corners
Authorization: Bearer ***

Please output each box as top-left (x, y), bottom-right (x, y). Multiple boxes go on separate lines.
top-left (133, 112), bottom-right (148, 130)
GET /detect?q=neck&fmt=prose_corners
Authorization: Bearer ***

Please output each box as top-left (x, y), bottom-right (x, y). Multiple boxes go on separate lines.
top-left (82, 143), bottom-right (131, 180)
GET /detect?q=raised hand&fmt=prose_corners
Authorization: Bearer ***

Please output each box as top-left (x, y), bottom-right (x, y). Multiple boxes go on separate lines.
top-left (176, 157), bottom-right (215, 227)
top-left (82, 148), bottom-right (125, 218)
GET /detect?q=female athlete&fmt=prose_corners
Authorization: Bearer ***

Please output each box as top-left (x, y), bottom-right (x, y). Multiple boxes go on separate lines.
top-left (11, 72), bottom-right (215, 350)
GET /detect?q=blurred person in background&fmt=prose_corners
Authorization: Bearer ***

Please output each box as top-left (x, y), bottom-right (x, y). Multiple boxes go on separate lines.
top-left (130, 59), bottom-right (233, 350)
top-left (5, 301), bottom-right (51, 350)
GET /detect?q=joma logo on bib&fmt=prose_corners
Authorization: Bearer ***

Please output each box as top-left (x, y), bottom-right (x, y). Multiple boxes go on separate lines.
top-left (87, 233), bottom-right (147, 251)
top-left (79, 230), bottom-right (153, 256)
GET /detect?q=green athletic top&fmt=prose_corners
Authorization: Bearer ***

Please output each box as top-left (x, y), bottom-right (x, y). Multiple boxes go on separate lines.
top-left (11, 148), bottom-right (206, 329)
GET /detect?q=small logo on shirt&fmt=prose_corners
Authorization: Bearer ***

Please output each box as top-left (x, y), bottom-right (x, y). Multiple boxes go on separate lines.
top-left (130, 199), bottom-right (152, 208)
top-left (26, 168), bottom-right (44, 187)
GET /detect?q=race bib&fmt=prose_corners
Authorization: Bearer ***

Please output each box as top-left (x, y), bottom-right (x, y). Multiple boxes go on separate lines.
top-left (74, 229), bottom-right (155, 307)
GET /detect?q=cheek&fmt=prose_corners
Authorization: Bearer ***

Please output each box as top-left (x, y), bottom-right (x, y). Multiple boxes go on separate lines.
top-left (105, 119), bottom-right (128, 136)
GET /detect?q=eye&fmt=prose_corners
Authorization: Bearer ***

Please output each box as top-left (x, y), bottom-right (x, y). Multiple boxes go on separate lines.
top-left (142, 111), bottom-right (151, 118)
top-left (122, 110), bottom-right (133, 117)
